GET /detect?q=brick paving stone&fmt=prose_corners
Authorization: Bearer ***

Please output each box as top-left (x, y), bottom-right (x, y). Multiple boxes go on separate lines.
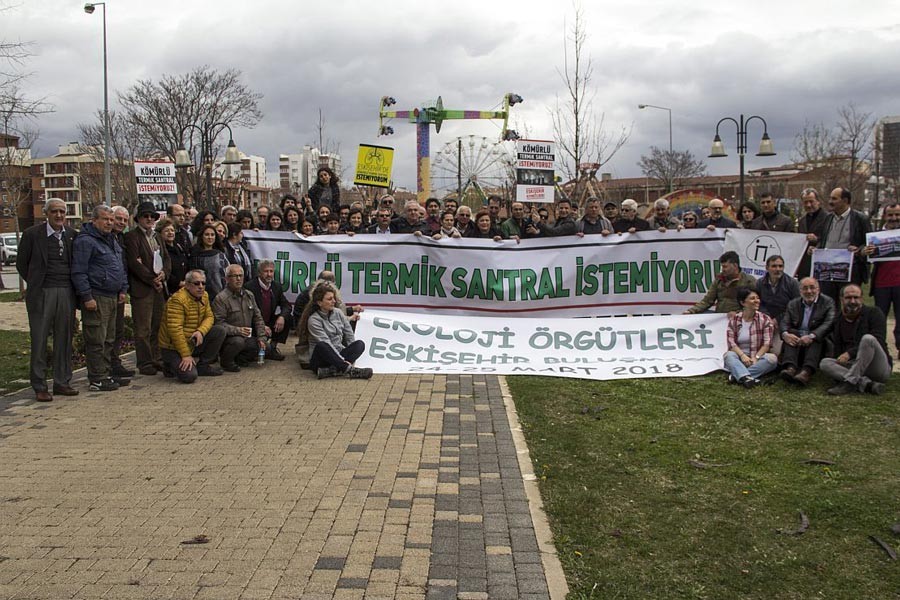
top-left (1, 364), bottom-right (557, 599)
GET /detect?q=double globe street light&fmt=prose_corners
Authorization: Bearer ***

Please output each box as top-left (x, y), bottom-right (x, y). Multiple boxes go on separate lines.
top-left (174, 123), bottom-right (242, 211)
top-left (709, 114), bottom-right (776, 204)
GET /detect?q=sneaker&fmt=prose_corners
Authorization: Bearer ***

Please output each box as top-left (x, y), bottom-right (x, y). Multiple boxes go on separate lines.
top-left (345, 366), bottom-right (373, 380)
top-left (111, 377), bottom-right (131, 387)
top-left (111, 365), bottom-right (136, 378)
top-left (726, 374), bottom-right (737, 384)
top-left (89, 379), bottom-right (119, 392)
top-left (222, 363), bottom-right (241, 373)
top-left (865, 381), bottom-right (885, 395)
top-left (266, 347), bottom-right (285, 361)
top-left (740, 376), bottom-right (757, 389)
top-left (317, 367), bottom-right (338, 379)
top-left (827, 381), bottom-right (858, 396)
top-left (197, 364), bottom-right (223, 377)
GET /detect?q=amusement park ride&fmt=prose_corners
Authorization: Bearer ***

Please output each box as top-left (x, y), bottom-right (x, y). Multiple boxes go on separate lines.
top-left (377, 93), bottom-right (523, 202)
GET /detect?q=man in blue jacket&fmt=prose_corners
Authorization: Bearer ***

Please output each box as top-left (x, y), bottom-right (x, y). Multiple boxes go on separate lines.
top-left (72, 205), bottom-right (129, 392)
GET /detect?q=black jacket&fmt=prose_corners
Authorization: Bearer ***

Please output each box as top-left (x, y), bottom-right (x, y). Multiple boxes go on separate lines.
top-left (245, 277), bottom-right (292, 326)
top-left (820, 209), bottom-right (871, 283)
top-left (16, 222), bottom-right (77, 308)
top-left (827, 305), bottom-right (891, 366)
top-left (781, 294), bottom-right (836, 340)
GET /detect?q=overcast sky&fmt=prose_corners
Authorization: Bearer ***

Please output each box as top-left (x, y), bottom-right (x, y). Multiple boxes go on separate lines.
top-left (6, 0), bottom-right (900, 193)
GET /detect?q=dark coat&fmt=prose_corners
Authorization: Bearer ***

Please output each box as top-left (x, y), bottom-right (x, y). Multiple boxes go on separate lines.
top-left (827, 305), bottom-right (891, 365)
top-left (124, 228), bottom-right (171, 299)
top-left (781, 294), bottom-right (836, 340)
top-left (796, 208), bottom-right (829, 278)
top-left (244, 277), bottom-right (292, 327)
top-left (308, 181), bottom-right (341, 213)
top-left (819, 209), bottom-right (871, 283)
top-left (16, 222), bottom-right (77, 308)
top-left (749, 212), bottom-right (795, 232)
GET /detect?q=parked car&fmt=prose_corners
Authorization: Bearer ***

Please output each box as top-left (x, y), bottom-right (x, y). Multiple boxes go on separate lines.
top-left (0, 234), bottom-right (18, 265)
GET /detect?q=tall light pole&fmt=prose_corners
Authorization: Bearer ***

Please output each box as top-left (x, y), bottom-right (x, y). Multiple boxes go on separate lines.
top-left (708, 114), bottom-right (775, 204)
top-left (84, 2), bottom-right (111, 206)
top-left (638, 104), bottom-right (673, 192)
top-left (174, 122), bottom-right (242, 212)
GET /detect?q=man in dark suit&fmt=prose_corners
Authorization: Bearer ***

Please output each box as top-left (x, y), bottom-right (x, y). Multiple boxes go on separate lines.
top-left (244, 258), bottom-right (292, 360)
top-left (818, 187), bottom-right (871, 305)
top-left (819, 284), bottom-right (892, 396)
top-left (124, 201), bottom-right (171, 375)
top-left (15, 198), bottom-right (79, 401)
top-left (796, 188), bottom-right (829, 278)
top-left (779, 277), bottom-right (836, 386)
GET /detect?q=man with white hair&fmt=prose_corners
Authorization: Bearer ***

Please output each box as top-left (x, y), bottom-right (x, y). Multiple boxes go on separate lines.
top-left (220, 205), bottom-right (238, 225)
top-left (16, 199), bottom-right (79, 401)
top-left (212, 264), bottom-right (267, 372)
top-left (699, 198), bottom-right (737, 229)
top-left (109, 205), bottom-right (136, 379)
top-left (392, 200), bottom-right (429, 235)
top-left (646, 198), bottom-right (681, 231)
top-left (613, 199), bottom-right (650, 233)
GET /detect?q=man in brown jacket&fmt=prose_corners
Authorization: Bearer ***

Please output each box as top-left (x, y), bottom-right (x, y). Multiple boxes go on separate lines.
top-left (212, 264), bottom-right (267, 372)
top-left (125, 201), bottom-right (171, 375)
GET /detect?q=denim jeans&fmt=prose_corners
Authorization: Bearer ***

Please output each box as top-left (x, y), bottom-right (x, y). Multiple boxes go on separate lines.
top-left (724, 351), bottom-right (777, 381)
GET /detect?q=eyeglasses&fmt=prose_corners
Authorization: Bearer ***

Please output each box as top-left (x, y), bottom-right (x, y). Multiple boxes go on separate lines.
top-left (684, 218), bottom-right (696, 222)
top-left (226, 274), bottom-right (244, 279)
top-left (140, 213), bottom-right (158, 220)
top-left (190, 281), bottom-right (206, 286)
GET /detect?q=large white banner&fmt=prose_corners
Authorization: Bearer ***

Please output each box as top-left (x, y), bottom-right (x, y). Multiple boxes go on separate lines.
top-left (724, 228), bottom-right (808, 278)
top-left (353, 310), bottom-right (728, 380)
top-left (244, 229), bottom-right (737, 317)
top-left (244, 229), bottom-right (811, 317)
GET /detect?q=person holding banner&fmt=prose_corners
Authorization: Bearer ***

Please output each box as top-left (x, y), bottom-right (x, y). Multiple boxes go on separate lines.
top-left (818, 187), bottom-right (871, 305)
top-left (864, 202), bottom-right (900, 357)
top-left (575, 197), bottom-right (613, 236)
top-left (500, 202), bottom-right (538, 240)
top-left (723, 288), bottom-right (778, 388)
top-left (466, 210), bottom-right (503, 241)
top-left (424, 198), bottom-right (443, 233)
top-left (749, 193), bottom-right (795, 233)
top-left (685, 251), bottom-right (756, 314)
top-left (699, 198), bottom-right (737, 230)
top-left (613, 199), bottom-right (650, 233)
top-left (797, 188), bottom-right (828, 277)
top-left (536, 199), bottom-right (577, 237)
top-left (298, 284), bottom-right (372, 380)
top-left (647, 198), bottom-right (682, 232)
top-left (455, 206), bottom-right (477, 237)
top-left (433, 211), bottom-right (462, 240)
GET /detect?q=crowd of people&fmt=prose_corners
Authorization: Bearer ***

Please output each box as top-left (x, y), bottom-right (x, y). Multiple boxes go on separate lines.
top-left (683, 187), bottom-right (899, 394)
top-left (15, 175), bottom-right (899, 401)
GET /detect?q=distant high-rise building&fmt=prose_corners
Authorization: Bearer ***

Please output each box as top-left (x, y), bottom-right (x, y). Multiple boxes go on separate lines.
top-left (878, 116), bottom-right (900, 182)
top-left (279, 146), bottom-right (342, 195)
top-left (215, 152), bottom-right (267, 187)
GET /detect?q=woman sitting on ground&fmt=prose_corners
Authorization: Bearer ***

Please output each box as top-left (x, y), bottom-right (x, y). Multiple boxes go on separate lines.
top-left (297, 283), bottom-right (372, 379)
top-left (723, 287), bottom-right (777, 388)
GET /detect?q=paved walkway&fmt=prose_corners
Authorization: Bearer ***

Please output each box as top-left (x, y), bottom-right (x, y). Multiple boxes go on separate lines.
top-left (0, 352), bottom-right (566, 599)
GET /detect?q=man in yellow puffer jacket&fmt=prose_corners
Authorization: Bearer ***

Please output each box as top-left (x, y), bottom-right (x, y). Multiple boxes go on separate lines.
top-left (159, 269), bottom-right (226, 383)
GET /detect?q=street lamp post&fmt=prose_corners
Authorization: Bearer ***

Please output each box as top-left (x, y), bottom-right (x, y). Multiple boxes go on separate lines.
top-left (174, 122), bottom-right (242, 211)
top-left (638, 104), bottom-right (673, 193)
top-left (708, 114), bottom-right (775, 204)
top-left (84, 2), bottom-right (111, 205)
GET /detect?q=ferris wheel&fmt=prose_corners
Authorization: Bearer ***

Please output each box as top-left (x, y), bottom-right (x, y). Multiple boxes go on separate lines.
top-left (431, 135), bottom-right (515, 205)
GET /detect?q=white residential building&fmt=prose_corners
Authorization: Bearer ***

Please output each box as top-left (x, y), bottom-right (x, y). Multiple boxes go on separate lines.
top-left (279, 146), bottom-right (342, 195)
top-left (215, 152), bottom-right (268, 187)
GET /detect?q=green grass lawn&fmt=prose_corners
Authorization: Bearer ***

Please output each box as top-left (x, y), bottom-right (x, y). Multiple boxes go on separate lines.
top-left (509, 374), bottom-right (900, 599)
top-left (0, 290), bottom-right (22, 302)
top-left (0, 329), bottom-right (31, 395)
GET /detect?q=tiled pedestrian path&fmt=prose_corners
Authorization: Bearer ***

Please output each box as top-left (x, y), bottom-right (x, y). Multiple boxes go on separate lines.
top-left (0, 355), bottom-right (565, 599)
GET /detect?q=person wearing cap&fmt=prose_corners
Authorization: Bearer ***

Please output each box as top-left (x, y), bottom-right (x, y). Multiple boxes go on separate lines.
top-left (613, 199), bottom-right (650, 233)
top-left (125, 201), bottom-right (171, 376)
top-left (603, 201), bottom-right (619, 222)
top-left (699, 198), bottom-right (737, 229)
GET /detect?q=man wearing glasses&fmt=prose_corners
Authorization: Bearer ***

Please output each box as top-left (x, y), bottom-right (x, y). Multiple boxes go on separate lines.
top-left (212, 264), bottom-right (267, 372)
top-left (612, 199), bottom-right (650, 233)
top-left (17, 198), bottom-right (79, 401)
top-left (699, 198), bottom-right (737, 230)
top-left (125, 202), bottom-right (171, 376)
top-left (365, 208), bottom-right (396, 235)
top-left (158, 269), bottom-right (226, 382)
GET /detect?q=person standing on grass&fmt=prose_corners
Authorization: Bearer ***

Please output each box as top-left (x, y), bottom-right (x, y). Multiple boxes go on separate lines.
top-left (863, 202), bottom-right (900, 359)
top-left (16, 198), bottom-right (79, 402)
top-left (71, 205), bottom-right (130, 393)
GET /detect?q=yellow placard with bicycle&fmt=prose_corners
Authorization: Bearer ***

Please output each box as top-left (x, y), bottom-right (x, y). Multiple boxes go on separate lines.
top-left (354, 144), bottom-right (394, 188)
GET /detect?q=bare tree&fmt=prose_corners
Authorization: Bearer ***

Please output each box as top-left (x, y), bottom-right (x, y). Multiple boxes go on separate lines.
top-left (836, 102), bottom-right (874, 196)
top-left (118, 66), bottom-right (263, 208)
top-left (791, 120), bottom-right (840, 169)
top-left (312, 108), bottom-right (343, 179)
top-left (549, 3), bottom-right (630, 204)
top-left (77, 109), bottom-right (154, 211)
top-left (638, 146), bottom-right (707, 192)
